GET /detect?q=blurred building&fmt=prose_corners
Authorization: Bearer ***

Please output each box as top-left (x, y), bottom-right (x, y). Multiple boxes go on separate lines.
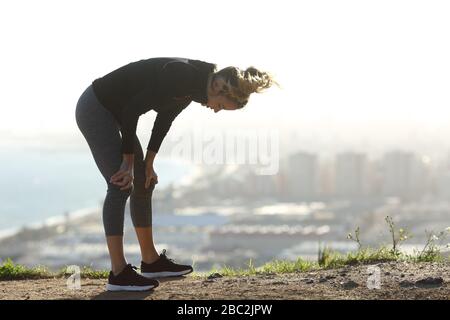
top-left (435, 153), bottom-right (450, 199)
top-left (317, 158), bottom-right (334, 199)
top-left (334, 152), bottom-right (369, 198)
top-left (244, 170), bottom-right (278, 199)
top-left (381, 150), bottom-right (430, 200)
top-left (286, 151), bottom-right (319, 200)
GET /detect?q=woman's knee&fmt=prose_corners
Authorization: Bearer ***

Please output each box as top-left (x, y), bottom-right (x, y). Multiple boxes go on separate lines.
top-left (107, 182), bottom-right (133, 198)
top-left (131, 181), bottom-right (155, 199)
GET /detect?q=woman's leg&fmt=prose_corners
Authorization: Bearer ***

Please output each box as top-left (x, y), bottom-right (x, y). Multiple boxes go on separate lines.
top-left (105, 236), bottom-right (127, 275)
top-left (129, 137), bottom-right (194, 277)
top-left (135, 227), bottom-right (160, 264)
top-left (129, 136), bottom-right (160, 264)
top-left (75, 85), bottom-right (130, 275)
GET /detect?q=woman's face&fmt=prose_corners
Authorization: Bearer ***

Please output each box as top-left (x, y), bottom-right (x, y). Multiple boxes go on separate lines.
top-left (204, 94), bottom-right (239, 113)
top-left (203, 75), bottom-right (241, 113)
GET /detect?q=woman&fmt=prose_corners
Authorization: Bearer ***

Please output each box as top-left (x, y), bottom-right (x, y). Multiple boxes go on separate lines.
top-left (75, 57), bottom-right (277, 291)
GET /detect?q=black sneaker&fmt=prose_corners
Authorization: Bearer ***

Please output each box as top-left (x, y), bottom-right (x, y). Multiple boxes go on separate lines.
top-left (140, 249), bottom-right (193, 278)
top-left (106, 264), bottom-right (159, 291)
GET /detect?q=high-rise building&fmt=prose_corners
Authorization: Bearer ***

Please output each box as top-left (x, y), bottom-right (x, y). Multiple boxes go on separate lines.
top-left (334, 152), bottom-right (369, 198)
top-left (381, 150), bottom-right (429, 199)
top-left (287, 151), bottom-right (319, 200)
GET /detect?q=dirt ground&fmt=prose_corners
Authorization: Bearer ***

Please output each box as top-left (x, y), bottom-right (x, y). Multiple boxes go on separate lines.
top-left (0, 262), bottom-right (448, 300)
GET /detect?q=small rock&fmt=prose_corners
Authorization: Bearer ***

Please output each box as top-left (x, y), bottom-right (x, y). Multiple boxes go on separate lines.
top-left (341, 280), bottom-right (359, 289)
top-left (203, 279), bottom-right (216, 285)
top-left (399, 280), bottom-right (415, 288)
top-left (207, 273), bottom-right (223, 280)
top-left (415, 277), bottom-right (444, 288)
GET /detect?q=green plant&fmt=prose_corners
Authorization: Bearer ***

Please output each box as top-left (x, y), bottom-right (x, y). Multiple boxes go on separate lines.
top-left (385, 215), bottom-right (411, 255)
top-left (347, 226), bottom-right (362, 250)
top-left (318, 245), bottom-right (334, 267)
top-left (260, 258), bottom-right (315, 274)
top-left (416, 228), bottom-right (450, 262)
top-left (0, 258), bottom-right (51, 280)
top-left (247, 259), bottom-right (256, 274)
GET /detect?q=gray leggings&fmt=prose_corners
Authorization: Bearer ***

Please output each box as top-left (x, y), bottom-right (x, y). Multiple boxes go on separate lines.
top-left (75, 84), bottom-right (155, 236)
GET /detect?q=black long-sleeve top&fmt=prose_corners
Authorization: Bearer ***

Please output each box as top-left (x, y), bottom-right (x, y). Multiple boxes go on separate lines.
top-left (91, 57), bottom-right (217, 154)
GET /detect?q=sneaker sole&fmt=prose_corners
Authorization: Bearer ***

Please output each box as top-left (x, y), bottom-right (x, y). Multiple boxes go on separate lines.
top-left (105, 284), bottom-right (156, 292)
top-left (141, 269), bottom-right (193, 278)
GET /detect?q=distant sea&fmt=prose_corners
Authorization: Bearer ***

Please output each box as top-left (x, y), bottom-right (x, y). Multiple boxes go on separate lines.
top-left (0, 146), bottom-right (192, 232)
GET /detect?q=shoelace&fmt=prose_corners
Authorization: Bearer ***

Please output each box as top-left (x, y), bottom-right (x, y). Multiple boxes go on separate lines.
top-left (115, 264), bottom-right (138, 276)
top-left (126, 265), bottom-right (148, 280)
top-left (122, 264), bottom-right (139, 274)
top-left (160, 249), bottom-right (175, 263)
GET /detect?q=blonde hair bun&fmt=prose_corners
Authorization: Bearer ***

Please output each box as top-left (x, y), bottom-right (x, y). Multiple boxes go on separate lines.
top-left (216, 66), bottom-right (279, 108)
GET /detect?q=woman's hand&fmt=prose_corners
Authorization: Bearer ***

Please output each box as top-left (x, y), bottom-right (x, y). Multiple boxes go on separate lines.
top-left (110, 155), bottom-right (134, 191)
top-left (144, 150), bottom-right (158, 189)
top-left (145, 163), bottom-right (158, 189)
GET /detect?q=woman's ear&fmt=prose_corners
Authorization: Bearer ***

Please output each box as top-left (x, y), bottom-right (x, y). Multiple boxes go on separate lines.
top-left (212, 76), bottom-right (225, 94)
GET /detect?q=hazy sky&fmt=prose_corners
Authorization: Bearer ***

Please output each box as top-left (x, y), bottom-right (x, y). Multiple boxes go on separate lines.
top-left (1, 0), bottom-right (450, 151)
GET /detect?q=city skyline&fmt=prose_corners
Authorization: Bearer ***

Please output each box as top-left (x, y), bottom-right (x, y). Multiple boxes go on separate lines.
top-left (181, 148), bottom-right (450, 202)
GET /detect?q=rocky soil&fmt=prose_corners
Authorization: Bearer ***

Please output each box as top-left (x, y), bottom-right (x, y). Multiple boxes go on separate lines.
top-left (0, 262), bottom-right (448, 300)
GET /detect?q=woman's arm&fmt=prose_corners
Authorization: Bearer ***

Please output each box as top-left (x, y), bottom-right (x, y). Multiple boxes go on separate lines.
top-left (144, 105), bottom-right (187, 188)
top-left (110, 153), bottom-right (135, 190)
top-left (146, 106), bottom-right (186, 154)
top-left (144, 150), bottom-right (158, 188)
top-left (123, 153), bottom-right (135, 166)
top-left (145, 150), bottom-right (156, 166)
